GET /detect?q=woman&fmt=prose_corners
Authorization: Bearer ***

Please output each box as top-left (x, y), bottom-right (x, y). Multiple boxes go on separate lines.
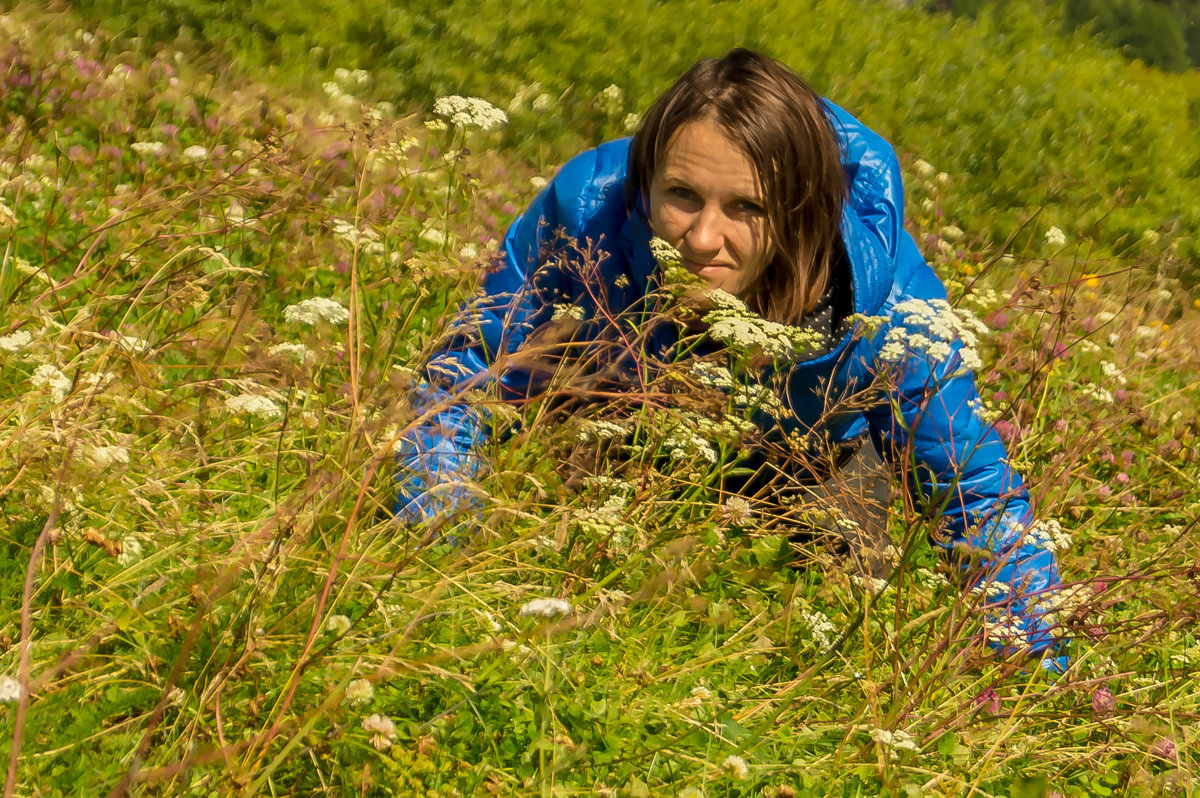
top-left (394, 49), bottom-right (1066, 666)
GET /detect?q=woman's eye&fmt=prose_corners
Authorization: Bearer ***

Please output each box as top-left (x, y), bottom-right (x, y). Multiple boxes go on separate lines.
top-left (668, 186), bottom-right (700, 202)
top-left (734, 200), bottom-right (764, 215)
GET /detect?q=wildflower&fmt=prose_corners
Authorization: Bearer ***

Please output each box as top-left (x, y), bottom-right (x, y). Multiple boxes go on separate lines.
top-left (419, 226), bottom-right (447, 247)
top-left (720, 496), bottom-right (753, 526)
top-left (622, 113), bottom-right (642, 132)
top-left (1149, 737), bottom-right (1177, 762)
top-left (0, 330), bottom-right (32, 353)
top-left (530, 175), bottom-right (547, 189)
top-left (690, 361), bottom-right (735, 389)
top-left (552, 303), bottom-right (586, 321)
top-left (650, 236), bottom-right (683, 268)
top-left (89, 445), bottom-right (130, 470)
top-left (798, 609), bottom-right (836, 651)
top-left (331, 219), bottom-right (384, 255)
top-left (1025, 518), bottom-right (1072, 553)
top-left (267, 342), bottom-right (311, 363)
top-left (518, 597), bottom-right (573, 619)
top-left (224, 394), bottom-right (283, 422)
top-left (326, 614), bottom-right (352, 635)
top-left (283, 297), bottom-right (350, 326)
top-left (576, 419), bottom-right (628, 442)
top-left (345, 678), bottom-right (374, 707)
top-left (941, 225), bottom-right (965, 241)
top-left (1100, 360), bottom-right (1126, 385)
top-left (117, 538), bottom-right (142, 566)
top-left (432, 95), bottom-right (508, 131)
top-left (0, 676), bottom-right (21, 703)
top-left (1080, 384), bottom-right (1114, 404)
top-left (1044, 226), bottom-right (1067, 248)
top-left (0, 200), bottom-right (16, 230)
top-left (31, 364), bottom-right (71, 402)
top-left (721, 754), bottom-right (749, 780)
top-left (878, 298), bottom-right (986, 371)
top-left (362, 714), bottom-right (397, 751)
top-left (1091, 685), bottom-right (1115, 717)
top-left (182, 144), bottom-right (208, 161)
top-left (458, 243), bottom-right (479, 260)
top-left (912, 159), bottom-right (935, 177)
top-left (984, 613), bottom-right (1026, 647)
top-left (868, 728), bottom-right (919, 756)
top-left (974, 686), bottom-right (1001, 713)
top-left (131, 140), bottom-right (166, 157)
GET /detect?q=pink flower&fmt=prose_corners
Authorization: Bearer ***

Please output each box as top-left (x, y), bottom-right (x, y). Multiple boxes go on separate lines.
top-left (1091, 685), bottom-right (1115, 717)
top-left (1095, 485), bottom-right (1112, 499)
top-left (1149, 737), bottom-right (1177, 762)
top-left (987, 311), bottom-right (1010, 329)
top-left (1114, 472), bottom-right (1130, 486)
top-left (974, 686), bottom-right (1001, 714)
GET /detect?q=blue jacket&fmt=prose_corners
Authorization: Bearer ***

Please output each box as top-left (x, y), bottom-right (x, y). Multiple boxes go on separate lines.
top-left (395, 102), bottom-right (1064, 658)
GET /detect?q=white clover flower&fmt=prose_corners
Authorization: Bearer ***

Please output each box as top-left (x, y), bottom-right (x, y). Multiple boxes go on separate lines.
top-left (31, 364), bottom-right (71, 402)
top-left (519, 597), bottom-right (573, 619)
top-left (326, 614), bottom-right (352, 635)
top-left (552, 303), bottom-right (586, 321)
top-left (224, 394), bottom-right (282, 421)
top-left (720, 496), bottom-right (753, 526)
top-left (131, 140), bottom-right (166, 157)
top-left (1044, 226), bottom-right (1067, 248)
top-left (913, 159), bottom-right (935, 177)
top-left (89, 445), bottom-right (130, 470)
top-left (182, 144), bottom-right (208, 161)
top-left (117, 537), bottom-right (143, 566)
top-left (0, 676), bottom-right (21, 703)
top-left (721, 754), bottom-right (749, 780)
top-left (345, 678), bottom-right (374, 707)
top-left (362, 713), bottom-right (397, 751)
top-left (432, 95), bottom-right (508, 131)
top-left (268, 342), bottom-right (311, 363)
top-left (283, 297), bottom-right (350, 326)
top-left (0, 330), bottom-right (32, 353)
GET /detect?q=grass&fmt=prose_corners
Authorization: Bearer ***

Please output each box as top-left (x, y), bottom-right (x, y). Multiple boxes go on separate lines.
top-left (1, 4), bottom-right (1199, 796)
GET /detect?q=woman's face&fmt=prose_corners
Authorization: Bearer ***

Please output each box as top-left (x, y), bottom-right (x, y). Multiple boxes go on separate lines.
top-left (649, 117), bottom-right (773, 296)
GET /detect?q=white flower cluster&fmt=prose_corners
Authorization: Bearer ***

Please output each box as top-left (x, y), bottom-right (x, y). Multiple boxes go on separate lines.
top-left (0, 329), bottom-right (32, 353)
top-left (224, 393), bottom-right (283, 422)
top-left (1080, 383), bottom-right (1114, 404)
top-left (1034, 583), bottom-right (1090, 629)
top-left (283, 297), bottom-right (350, 326)
top-left (868, 727), bottom-right (920, 756)
top-left (345, 678), bottom-right (374, 707)
top-left (596, 83), bottom-right (624, 115)
top-left (117, 537), bottom-right (142, 567)
top-left (576, 419), bottom-right (628, 443)
top-left (798, 609), bottom-right (836, 651)
top-left (0, 675), bottom-right (20, 703)
top-left (664, 424), bottom-right (718, 464)
top-left (1045, 226), bottom-right (1068, 248)
top-left (362, 713), bottom-right (397, 751)
top-left (31, 364), bottom-right (71, 402)
top-left (690, 361), bottom-right (735, 389)
top-left (983, 613), bottom-right (1026, 647)
top-left (1025, 518), bottom-right (1072, 553)
top-left (704, 306), bottom-right (825, 361)
top-left (432, 95), bottom-right (508, 131)
top-left (519, 597), bottom-right (573, 619)
top-left (576, 494), bottom-right (632, 540)
top-left (331, 219), bottom-right (384, 256)
top-left (182, 144), bottom-right (208, 162)
top-left (131, 140), bottom-right (166, 158)
top-left (326, 614), bottom-right (352, 635)
top-left (649, 236), bottom-right (682, 268)
top-left (878, 298), bottom-right (986, 371)
top-left (552, 303), bottom-right (586, 321)
top-left (1101, 360), bottom-right (1127, 385)
top-left (720, 754), bottom-right (749, 780)
top-left (968, 397), bottom-right (1003, 425)
top-left (268, 342), bottom-right (311, 363)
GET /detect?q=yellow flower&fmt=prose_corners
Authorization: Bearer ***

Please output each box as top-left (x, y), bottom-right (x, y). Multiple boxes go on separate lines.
top-left (1082, 274), bottom-right (1100, 289)
top-left (1193, 298), bottom-right (1200, 310)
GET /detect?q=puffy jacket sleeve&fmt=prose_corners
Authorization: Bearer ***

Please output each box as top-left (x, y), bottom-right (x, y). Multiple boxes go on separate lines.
top-left (845, 147), bottom-right (1064, 660)
top-left (392, 149), bottom-right (598, 524)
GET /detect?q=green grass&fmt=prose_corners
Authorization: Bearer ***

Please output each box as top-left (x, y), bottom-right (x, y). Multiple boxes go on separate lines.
top-left (0, 4), bottom-right (1198, 796)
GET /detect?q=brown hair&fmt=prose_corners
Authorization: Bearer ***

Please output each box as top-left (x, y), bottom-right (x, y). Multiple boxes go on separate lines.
top-left (628, 48), bottom-right (846, 326)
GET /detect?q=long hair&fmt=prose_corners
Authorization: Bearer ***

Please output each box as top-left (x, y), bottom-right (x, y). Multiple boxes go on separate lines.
top-left (627, 48), bottom-right (846, 326)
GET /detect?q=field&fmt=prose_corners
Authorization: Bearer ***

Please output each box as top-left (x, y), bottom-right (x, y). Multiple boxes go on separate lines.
top-left (1, 2), bottom-right (1199, 795)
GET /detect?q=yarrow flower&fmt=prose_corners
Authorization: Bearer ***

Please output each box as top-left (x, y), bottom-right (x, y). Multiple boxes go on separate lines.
top-left (519, 597), bottom-right (573, 619)
top-left (131, 140), bottom-right (166, 157)
top-left (868, 728), bottom-right (920, 758)
top-left (878, 298), bottom-right (986, 372)
top-left (432, 95), bottom-right (508, 131)
top-left (552, 303), bottom-right (586, 321)
top-left (182, 144), bottom-right (208, 161)
top-left (798, 609), bottom-right (836, 651)
top-left (0, 330), bottom-right (32, 353)
top-left (0, 676), bottom-right (21, 703)
top-left (283, 297), bottom-right (350, 327)
top-left (224, 394), bottom-right (283, 422)
top-left (362, 713), bottom-right (397, 751)
top-left (1025, 518), bottom-right (1072, 553)
top-left (31, 364), bottom-right (71, 402)
top-left (1044, 226), bottom-right (1067, 248)
top-left (268, 342), bottom-right (311, 363)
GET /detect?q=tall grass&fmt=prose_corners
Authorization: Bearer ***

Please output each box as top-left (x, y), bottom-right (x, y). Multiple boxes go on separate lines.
top-left (0, 5), bottom-right (1198, 796)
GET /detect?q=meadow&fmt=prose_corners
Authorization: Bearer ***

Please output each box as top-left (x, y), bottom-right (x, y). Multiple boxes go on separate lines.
top-left (1, 2), bottom-right (1199, 795)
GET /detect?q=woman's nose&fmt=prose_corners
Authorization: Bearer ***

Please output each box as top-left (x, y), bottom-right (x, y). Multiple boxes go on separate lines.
top-left (686, 205), bottom-right (725, 255)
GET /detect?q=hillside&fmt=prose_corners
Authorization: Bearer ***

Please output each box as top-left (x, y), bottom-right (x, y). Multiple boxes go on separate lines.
top-left (1, 3), bottom-right (1199, 795)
